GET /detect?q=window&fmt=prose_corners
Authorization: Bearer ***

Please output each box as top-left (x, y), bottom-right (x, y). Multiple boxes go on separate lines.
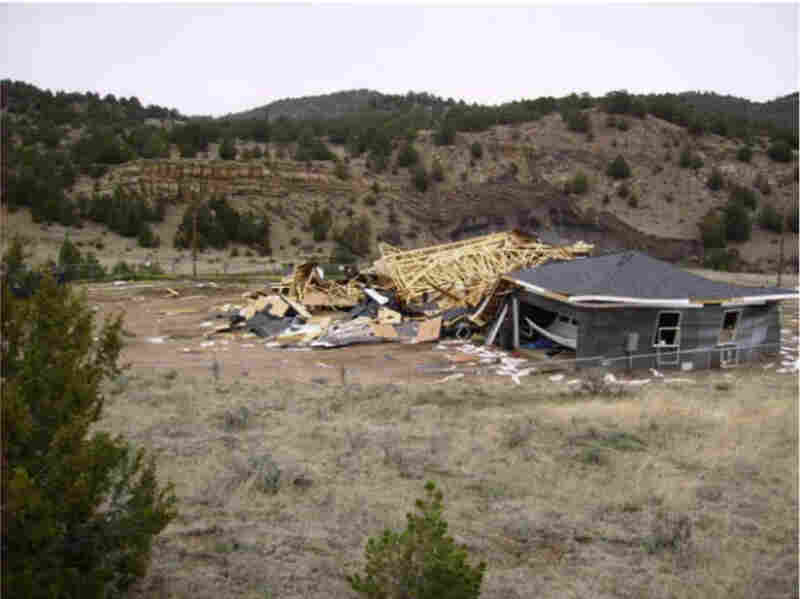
top-left (653, 311), bottom-right (681, 347)
top-left (718, 310), bottom-right (740, 344)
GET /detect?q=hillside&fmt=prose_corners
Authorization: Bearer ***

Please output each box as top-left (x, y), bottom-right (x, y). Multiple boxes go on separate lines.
top-left (679, 91), bottom-right (799, 135)
top-left (3, 81), bottom-right (798, 277)
top-left (228, 89), bottom-right (384, 121)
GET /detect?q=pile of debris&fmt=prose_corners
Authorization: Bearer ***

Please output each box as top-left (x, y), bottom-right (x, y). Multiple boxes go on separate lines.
top-left (209, 230), bottom-right (593, 349)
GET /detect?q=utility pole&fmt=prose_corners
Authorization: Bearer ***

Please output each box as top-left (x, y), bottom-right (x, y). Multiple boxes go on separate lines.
top-left (192, 190), bottom-right (198, 279)
top-left (777, 203), bottom-right (786, 288)
top-left (192, 183), bottom-right (206, 280)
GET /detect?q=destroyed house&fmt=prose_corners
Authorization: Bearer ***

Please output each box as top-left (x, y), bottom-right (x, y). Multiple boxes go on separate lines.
top-left (501, 252), bottom-right (797, 370)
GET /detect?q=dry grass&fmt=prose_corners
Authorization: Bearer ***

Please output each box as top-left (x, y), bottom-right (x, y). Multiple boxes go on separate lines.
top-left (96, 363), bottom-right (798, 599)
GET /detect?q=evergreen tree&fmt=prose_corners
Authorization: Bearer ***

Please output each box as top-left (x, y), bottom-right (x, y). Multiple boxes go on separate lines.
top-left (2, 265), bottom-right (176, 599)
top-left (470, 141), bottom-right (483, 160)
top-left (348, 481), bottom-right (486, 599)
top-left (219, 137), bottom-right (237, 160)
top-left (606, 155), bottom-right (631, 179)
top-left (724, 199), bottom-right (753, 242)
top-left (58, 235), bottom-right (82, 281)
top-left (412, 164), bottom-right (430, 192)
top-left (434, 122), bottom-right (456, 146)
top-left (767, 140), bottom-right (793, 163)
top-left (707, 167), bottom-right (724, 191)
top-left (396, 143), bottom-right (419, 168)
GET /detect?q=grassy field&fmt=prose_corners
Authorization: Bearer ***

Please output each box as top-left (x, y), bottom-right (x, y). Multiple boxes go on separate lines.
top-left (98, 363), bottom-right (798, 599)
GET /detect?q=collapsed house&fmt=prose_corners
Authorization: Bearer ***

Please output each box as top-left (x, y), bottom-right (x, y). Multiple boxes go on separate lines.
top-left (218, 231), bottom-right (593, 348)
top-left (217, 233), bottom-right (795, 372)
top-left (493, 251), bottom-right (797, 370)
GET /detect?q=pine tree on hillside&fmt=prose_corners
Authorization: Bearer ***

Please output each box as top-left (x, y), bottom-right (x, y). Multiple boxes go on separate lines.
top-left (219, 137), bottom-right (237, 160)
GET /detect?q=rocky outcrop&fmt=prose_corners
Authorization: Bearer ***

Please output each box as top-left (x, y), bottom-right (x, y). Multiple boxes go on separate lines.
top-left (102, 159), bottom-right (356, 199)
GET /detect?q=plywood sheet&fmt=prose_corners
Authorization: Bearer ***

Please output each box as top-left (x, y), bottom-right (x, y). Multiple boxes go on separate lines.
top-left (371, 323), bottom-right (399, 339)
top-left (413, 317), bottom-right (442, 344)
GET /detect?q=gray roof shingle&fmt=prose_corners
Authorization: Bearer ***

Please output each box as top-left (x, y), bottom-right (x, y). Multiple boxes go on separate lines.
top-left (507, 252), bottom-right (796, 300)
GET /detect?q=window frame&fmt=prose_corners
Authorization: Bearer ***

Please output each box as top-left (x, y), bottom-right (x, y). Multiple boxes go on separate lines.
top-left (717, 309), bottom-right (742, 345)
top-left (652, 310), bottom-right (682, 348)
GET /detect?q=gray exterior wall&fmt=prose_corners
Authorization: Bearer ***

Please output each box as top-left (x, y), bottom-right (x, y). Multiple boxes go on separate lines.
top-left (516, 291), bottom-right (782, 371)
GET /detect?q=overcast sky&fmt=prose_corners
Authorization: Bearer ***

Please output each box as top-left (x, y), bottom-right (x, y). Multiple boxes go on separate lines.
top-left (2, 3), bottom-right (798, 117)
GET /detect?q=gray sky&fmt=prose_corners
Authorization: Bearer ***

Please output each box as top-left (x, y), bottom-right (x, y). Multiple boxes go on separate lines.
top-left (3, 3), bottom-right (798, 117)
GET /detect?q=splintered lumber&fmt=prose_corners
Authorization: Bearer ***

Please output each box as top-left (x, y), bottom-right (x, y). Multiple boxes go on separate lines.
top-left (374, 231), bottom-right (592, 306)
top-left (278, 262), bottom-right (362, 307)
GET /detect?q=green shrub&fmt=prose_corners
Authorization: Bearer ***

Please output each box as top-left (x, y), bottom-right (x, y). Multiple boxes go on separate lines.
top-left (347, 481), bottom-right (486, 599)
top-left (729, 183), bottom-right (758, 210)
top-left (2, 271), bottom-right (176, 599)
top-left (396, 143), bottom-right (419, 168)
top-left (567, 170), bottom-right (589, 194)
top-left (58, 235), bottom-right (83, 281)
top-left (112, 260), bottom-right (136, 279)
top-left (470, 141), bottom-right (483, 160)
top-left (736, 145), bottom-right (752, 163)
top-left (758, 203), bottom-right (784, 233)
top-left (332, 244), bottom-right (358, 264)
top-left (706, 167), bottom-right (724, 191)
top-left (679, 147), bottom-right (693, 168)
top-left (698, 212), bottom-right (727, 249)
top-left (137, 224), bottom-right (160, 248)
top-left (82, 251), bottom-right (107, 280)
top-left (434, 123), bottom-right (456, 146)
top-left (724, 200), bottom-right (752, 242)
top-left (606, 155), bottom-right (631, 179)
top-left (412, 164), bottom-right (429, 192)
top-left (219, 137), bottom-right (237, 160)
top-left (138, 261), bottom-right (164, 277)
top-left (767, 140), bottom-right (793, 163)
top-left (703, 247), bottom-right (736, 271)
top-left (563, 109), bottom-right (591, 133)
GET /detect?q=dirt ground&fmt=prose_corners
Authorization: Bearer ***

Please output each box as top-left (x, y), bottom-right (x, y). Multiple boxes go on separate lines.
top-left (85, 281), bottom-right (501, 387)
top-left (83, 272), bottom-right (799, 599)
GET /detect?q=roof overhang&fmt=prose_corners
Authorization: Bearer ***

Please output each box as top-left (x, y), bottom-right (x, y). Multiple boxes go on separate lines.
top-left (505, 276), bottom-right (799, 309)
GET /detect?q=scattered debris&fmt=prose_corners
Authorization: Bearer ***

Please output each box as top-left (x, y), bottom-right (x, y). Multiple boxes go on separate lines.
top-left (208, 230), bottom-right (594, 355)
top-left (433, 373), bottom-right (465, 384)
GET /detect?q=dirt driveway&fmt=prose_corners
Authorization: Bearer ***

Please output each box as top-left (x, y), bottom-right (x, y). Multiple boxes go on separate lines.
top-left (85, 280), bottom-right (488, 387)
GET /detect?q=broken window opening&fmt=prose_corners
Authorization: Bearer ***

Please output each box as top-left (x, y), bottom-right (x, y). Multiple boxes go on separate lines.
top-left (653, 311), bottom-right (682, 347)
top-left (718, 310), bottom-right (740, 344)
